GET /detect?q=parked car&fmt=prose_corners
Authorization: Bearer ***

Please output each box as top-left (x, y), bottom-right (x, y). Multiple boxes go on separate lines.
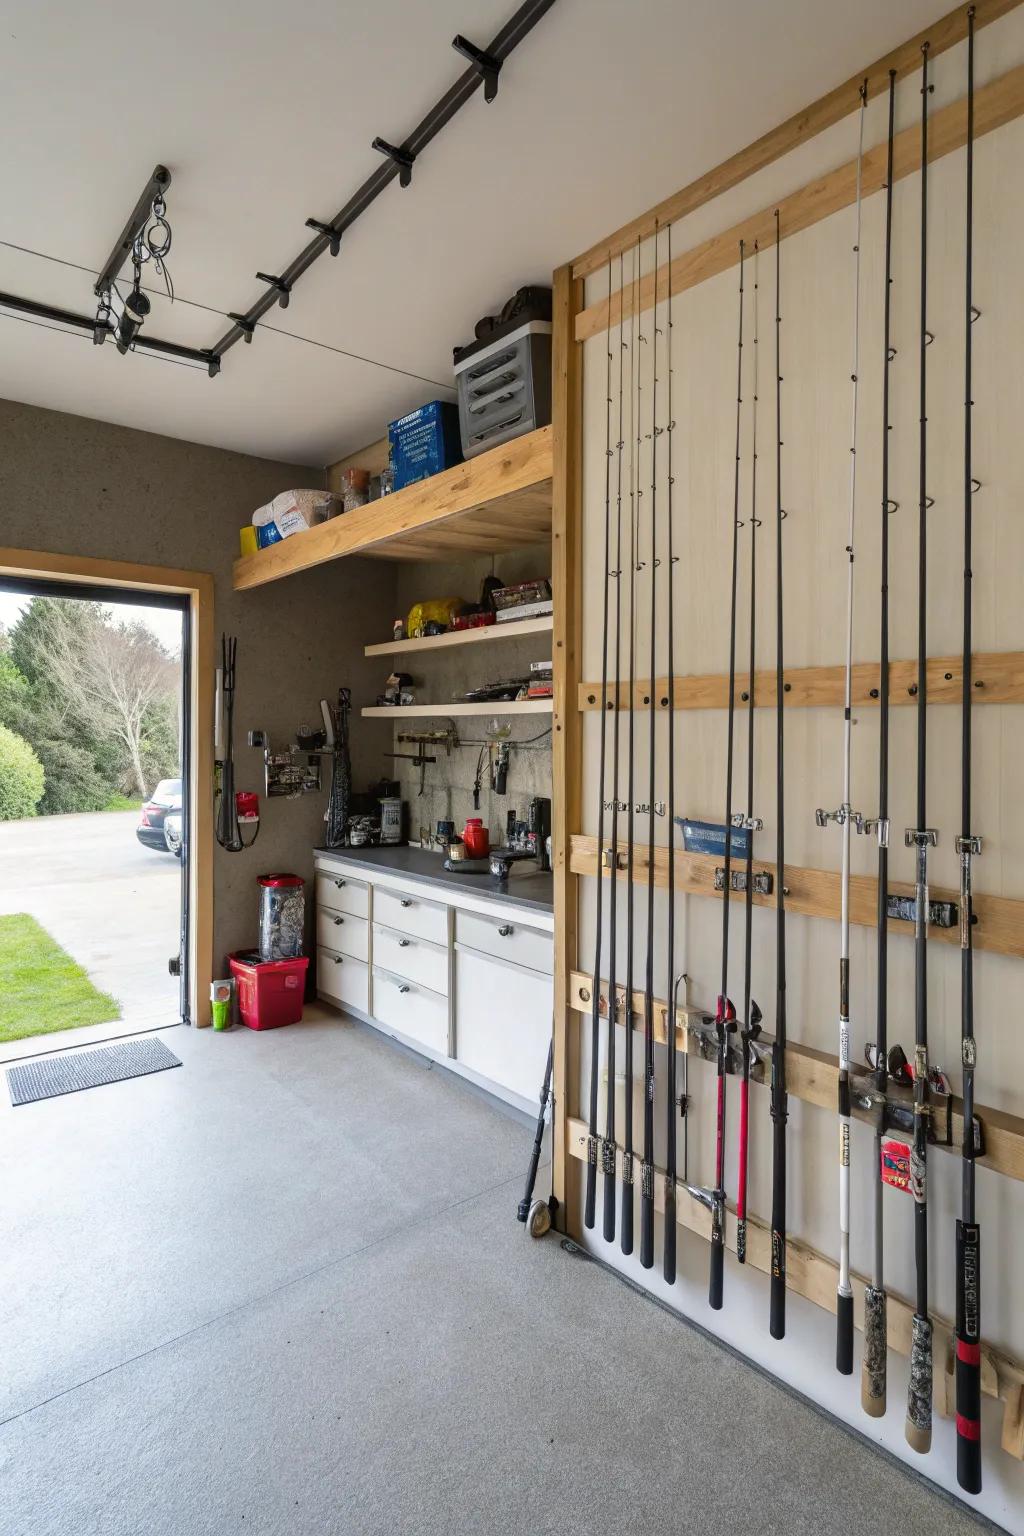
top-left (163, 810), bottom-right (183, 858)
top-left (136, 778), bottom-right (182, 852)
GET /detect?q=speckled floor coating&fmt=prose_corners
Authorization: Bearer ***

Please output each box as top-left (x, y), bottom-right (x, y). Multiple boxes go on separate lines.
top-left (0, 1011), bottom-right (998, 1536)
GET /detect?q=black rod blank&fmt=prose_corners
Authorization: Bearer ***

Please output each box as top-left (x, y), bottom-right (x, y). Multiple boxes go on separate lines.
top-left (769, 209), bottom-right (788, 1342)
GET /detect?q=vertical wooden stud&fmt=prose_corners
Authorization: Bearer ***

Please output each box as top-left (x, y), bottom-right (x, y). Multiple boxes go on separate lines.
top-left (551, 262), bottom-right (585, 1233)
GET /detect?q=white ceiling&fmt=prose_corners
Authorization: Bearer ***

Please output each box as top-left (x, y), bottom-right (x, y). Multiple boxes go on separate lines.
top-left (0, 0), bottom-right (948, 468)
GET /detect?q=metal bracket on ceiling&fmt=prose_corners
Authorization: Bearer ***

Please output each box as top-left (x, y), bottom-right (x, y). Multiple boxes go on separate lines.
top-left (227, 312), bottom-right (257, 343)
top-left (305, 218), bottom-right (342, 256)
top-left (371, 137), bottom-right (416, 187)
top-left (452, 34), bottom-right (502, 101)
top-left (94, 165), bottom-right (172, 297)
top-left (255, 272), bottom-right (292, 309)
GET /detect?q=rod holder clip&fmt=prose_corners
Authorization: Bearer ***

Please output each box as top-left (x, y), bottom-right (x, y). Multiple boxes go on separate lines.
top-left (858, 815), bottom-right (889, 847)
top-left (205, 353), bottom-right (222, 379)
top-left (955, 834), bottom-right (982, 857)
top-left (228, 312), bottom-right (257, 343)
top-left (372, 137), bottom-right (416, 187)
top-left (255, 272), bottom-right (292, 309)
top-left (452, 34), bottom-right (502, 101)
top-left (714, 867), bottom-right (773, 896)
top-left (305, 218), bottom-right (342, 256)
top-left (904, 827), bottom-right (939, 849)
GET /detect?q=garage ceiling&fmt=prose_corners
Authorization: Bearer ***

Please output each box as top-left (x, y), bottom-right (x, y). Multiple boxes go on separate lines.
top-left (0, 0), bottom-right (947, 467)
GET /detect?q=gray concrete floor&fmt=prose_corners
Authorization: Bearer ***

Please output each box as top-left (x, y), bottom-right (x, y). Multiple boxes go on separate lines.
top-left (0, 809), bottom-right (180, 1046)
top-left (0, 1009), bottom-right (995, 1536)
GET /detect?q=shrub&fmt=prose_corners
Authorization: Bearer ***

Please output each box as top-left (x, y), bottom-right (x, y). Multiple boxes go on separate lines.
top-left (0, 724), bottom-right (45, 820)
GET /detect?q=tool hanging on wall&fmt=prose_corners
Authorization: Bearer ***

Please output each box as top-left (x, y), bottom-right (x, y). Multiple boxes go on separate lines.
top-left (322, 689), bottom-right (353, 847)
top-left (639, 222), bottom-right (663, 1273)
top-left (215, 635), bottom-right (259, 852)
top-left (769, 208), bottom-right (789, 1343)
top-left (709, 239), bottom-right (745, 1309)
top-left (736, 242), bottom-right (764, 1270)
top-left (662, 223), bottom-right (680, 1286)
top-left (860, 66), bottom-right (898, 1424)
top-left (905, 41), bottom-right (937, 1455)
top-left (602, 252), bottom-right (627, 1246)
top-left (583, 256), bottom-right (616, 1235)
top-left (955, 7), bottom-right (984, 1495)
top-left (815, 81), bottom-right (867, 1379)
top-left (620, 237), bottom-right (642, 1258)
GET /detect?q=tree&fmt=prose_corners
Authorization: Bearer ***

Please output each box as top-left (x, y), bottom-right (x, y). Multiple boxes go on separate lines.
top-left (0, 724), bottom-right (45, 819)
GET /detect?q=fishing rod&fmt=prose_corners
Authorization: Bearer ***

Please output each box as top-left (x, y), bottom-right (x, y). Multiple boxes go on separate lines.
top-left (861, 66), bottom-right (898, 1422)
top-left (583, 259), bottom-right (616, 1233)
top-left (769, 208), bottom-right (789, 1342)
top-left (602, 251), bottom-right (628, 1245)
top-left (664, 221), bottom-right (679, 1285)
top-left (955, 5), bottom-right (983, 1495)
top-left (640, 221), bottom-right (662, 1272)
top-left (620, 237), bottom-right (642, 1256)
top-left (736, 242), bottom-right (763, 1268)
top-left (710, 239), bottom-right (745, 1310)
top-left (904, 39), bottom-right (936, 1455)
top-left (816, 81), bottom-right (867, 1378)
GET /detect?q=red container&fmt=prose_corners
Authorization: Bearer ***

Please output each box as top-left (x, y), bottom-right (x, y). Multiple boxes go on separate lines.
top-left (229, 950), bottom-right (309, 1030)
top-left (462, 817), bottom-right (489, 858)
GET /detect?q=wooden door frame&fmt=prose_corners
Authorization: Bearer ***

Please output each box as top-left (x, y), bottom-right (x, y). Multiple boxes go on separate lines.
top-left (0, 547), bottom-right (215, 1027)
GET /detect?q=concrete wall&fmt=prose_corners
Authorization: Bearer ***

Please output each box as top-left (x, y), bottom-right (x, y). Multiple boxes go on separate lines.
top-left (389, 547), bottom-right (553, 847)
top-left (0, 397), bottom-right (397, 969)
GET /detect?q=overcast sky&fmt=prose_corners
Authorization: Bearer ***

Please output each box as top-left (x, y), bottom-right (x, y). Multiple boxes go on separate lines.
top-left (0, 591), bottom-right (183, 656)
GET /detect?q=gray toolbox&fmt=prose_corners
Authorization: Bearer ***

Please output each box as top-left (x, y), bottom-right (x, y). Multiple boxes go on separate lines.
top-left (453, 288), bottom-right (552, 458)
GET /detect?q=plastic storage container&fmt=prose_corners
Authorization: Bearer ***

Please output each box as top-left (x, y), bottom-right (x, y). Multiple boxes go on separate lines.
top-left (229, 951), bottom-right (309, 1030)
top-left (258, 874), bottom-right (305, 961)
top-left (454, 320), bottom-right (552, 459)
top-left (388, 401), bottom-right (463, 491)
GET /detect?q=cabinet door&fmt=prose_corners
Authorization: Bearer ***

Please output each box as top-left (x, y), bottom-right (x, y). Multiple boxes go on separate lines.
top-left (373, 886), bottom-right (448, 946)
top-left (454, 907), bottom-right (552, 975)
top-left (315, 871), bottom-right (369, 919)
top-left (317, 948), bottom-right (369, 1015)
top-left (373, 924), bottom-right (449, 995)
top-left (373, 968), bottom-right (449, 1055)
top-left (316, 909), bottom-right (369, 962)
top-left (454, 947), bottom-right (552, 1101)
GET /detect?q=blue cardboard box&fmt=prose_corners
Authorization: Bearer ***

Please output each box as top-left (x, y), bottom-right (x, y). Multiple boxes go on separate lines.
top-left (389, 400), bottom-right (463, 491)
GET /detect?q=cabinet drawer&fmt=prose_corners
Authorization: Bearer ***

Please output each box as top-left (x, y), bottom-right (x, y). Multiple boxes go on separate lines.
top-left (454, 947), bottom-right (552, 1100)
top-left (317, 948), bottom-right (369, 1015)
top-left (454, 907), bottom-right (552, 975)
top-left (316, 909), bottom-right (369, 963)
top-left (373, 968), bottom-right (449, 1054)
top-left (373, 923), bottom-right (448, 995)
top-left (315, 871), bottom-right (369, 919)
top-left (373, 886), bottom-right (448, 946)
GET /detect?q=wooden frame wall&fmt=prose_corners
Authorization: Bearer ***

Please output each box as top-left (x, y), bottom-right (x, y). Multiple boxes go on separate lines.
top-left (0, 548), bottom-right (215, 1027)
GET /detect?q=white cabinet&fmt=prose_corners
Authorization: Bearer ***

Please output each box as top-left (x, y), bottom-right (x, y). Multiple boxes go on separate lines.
top-left (373, 886), bottom-right (448, 946)
top-left (318, 949), bottom-right (370, 1015)
top-left (454, 907), bottom-right (552, 975)
top-left (315, 872), bottom-right (369, 919)
top-left (454, 944), bottom-right (552, 1103)
top-left (316, 908), bottom-right (370, 963)
top-left (373, 968), bottom-right (449, 1054)
top-left (373, 923), bottom-right (449, 995)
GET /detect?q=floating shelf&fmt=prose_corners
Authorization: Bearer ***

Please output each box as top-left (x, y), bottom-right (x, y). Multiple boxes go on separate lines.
top-left (361, 699), bottom-right (553, 719)
top-left (365, 615), bottom-right (553, 657)
top-left (233, 427), bottom-right (553, 591)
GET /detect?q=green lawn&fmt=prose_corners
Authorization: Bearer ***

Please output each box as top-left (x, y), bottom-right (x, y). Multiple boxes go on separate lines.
top-left (103, 794), bottom-right (143, 812)
top-left (0, 913), bottom-right (121, 1044)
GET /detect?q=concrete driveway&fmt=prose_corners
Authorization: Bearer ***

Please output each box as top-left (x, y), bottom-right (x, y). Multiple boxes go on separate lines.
top-left (0, 810), bottom-right (180, 1048)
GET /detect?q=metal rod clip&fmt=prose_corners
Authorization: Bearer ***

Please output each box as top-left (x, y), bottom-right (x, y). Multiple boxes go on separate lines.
top-left (305, 218), bottom-right (342, 256)
top-left (255, 272), bottom-right (292, 309)
top-left (452, 34), bottom-right (502, 101)
top-left (227, 313), bottom-right (256, 343)
top-left (372, 137), bottom-right (416, 187)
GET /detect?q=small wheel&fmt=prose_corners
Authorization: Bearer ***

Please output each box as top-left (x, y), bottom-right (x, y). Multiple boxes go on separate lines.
top-left (526, 1199), bottom-right (552, 1239)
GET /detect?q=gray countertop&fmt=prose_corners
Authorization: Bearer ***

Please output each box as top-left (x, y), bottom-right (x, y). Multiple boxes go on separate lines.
top-left (314, 843), bottom-right (554, 915)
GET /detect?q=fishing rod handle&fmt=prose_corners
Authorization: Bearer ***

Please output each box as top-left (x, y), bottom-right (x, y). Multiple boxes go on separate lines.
top-left (663, 1188), bottom-right (677, 1285)
top-left (620, 1174), bottom-right (634, 1256)
top-left (905, 1313), bottom-right (933, 1454)
top-left (955, 1219), bottom-right (982, 1494)
top-left (769, 1250), bottom-right (786, 1340)
top-left (602, 1155), bottom-right (617, 1243)
top-left (737, 1078), bottom-right (750, 1264)
top-left (583, 1154), bottom-right (597, 1230)
top-left (639, 1185), bottom-right (655, 1269)
top-left (709, 1236), bottom-right (724, 1311)
top-left (836, 1291), bottom-right (854, 1376)
top-left (861, 1286), bottom-right (887, 1417)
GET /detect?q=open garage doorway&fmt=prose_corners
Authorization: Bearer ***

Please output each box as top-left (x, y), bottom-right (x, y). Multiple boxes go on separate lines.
top-left (0, 554), bottom-right (212, 1051)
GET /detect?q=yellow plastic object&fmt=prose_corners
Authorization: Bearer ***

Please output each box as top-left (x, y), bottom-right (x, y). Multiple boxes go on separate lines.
top-left (406, 597), bottom-right (462, 638)
top-left (239, 525), bottom-right (259, 557)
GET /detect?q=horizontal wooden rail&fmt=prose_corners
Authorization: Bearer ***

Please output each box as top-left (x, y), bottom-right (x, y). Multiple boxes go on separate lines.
top-left (578, 651), bottom-right (1024, 712)
top-left (571, 0), bottom-right (1023, 279)
top-left (576, 61), bottom-right (1024, 342)
top-left (565, 1114), bottom-right (1024, 1458)
top-left (569, 835), bottom-right (1024, 961)
top-left (568, 970), bottom-right (1024, 1185)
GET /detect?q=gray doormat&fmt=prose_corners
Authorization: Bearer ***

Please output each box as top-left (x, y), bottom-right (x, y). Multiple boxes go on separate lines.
top-left (7, 1037), bottom-right (182, 1106)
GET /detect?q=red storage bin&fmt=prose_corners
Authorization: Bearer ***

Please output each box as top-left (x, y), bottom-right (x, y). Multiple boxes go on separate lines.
top-left (229, 950), bottom-right (309, 1030)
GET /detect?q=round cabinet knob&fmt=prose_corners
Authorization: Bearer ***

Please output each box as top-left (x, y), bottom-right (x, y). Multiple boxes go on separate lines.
top-left (398, 984), bottom-right (411, 994)
top-left (400, 899), bottom-right (413, 908)
top-left (333, 955), bottom-right (343, 965)
top-left (398, 938), bottom-right (411, 948)
top-left (334, 878), bottom-right (345, 888)
top-left (334, 916), bottom-right (344, 925)
top-left (498, 925), bottom-right (514, 938)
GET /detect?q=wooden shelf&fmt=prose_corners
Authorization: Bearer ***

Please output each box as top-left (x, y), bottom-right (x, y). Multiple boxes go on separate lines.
top-left (361, 699), bottom-right (553, 719)
top-left (365, 615), bottom-right (553, 657)
top-left (233, 427), bottom-right (553, 591)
